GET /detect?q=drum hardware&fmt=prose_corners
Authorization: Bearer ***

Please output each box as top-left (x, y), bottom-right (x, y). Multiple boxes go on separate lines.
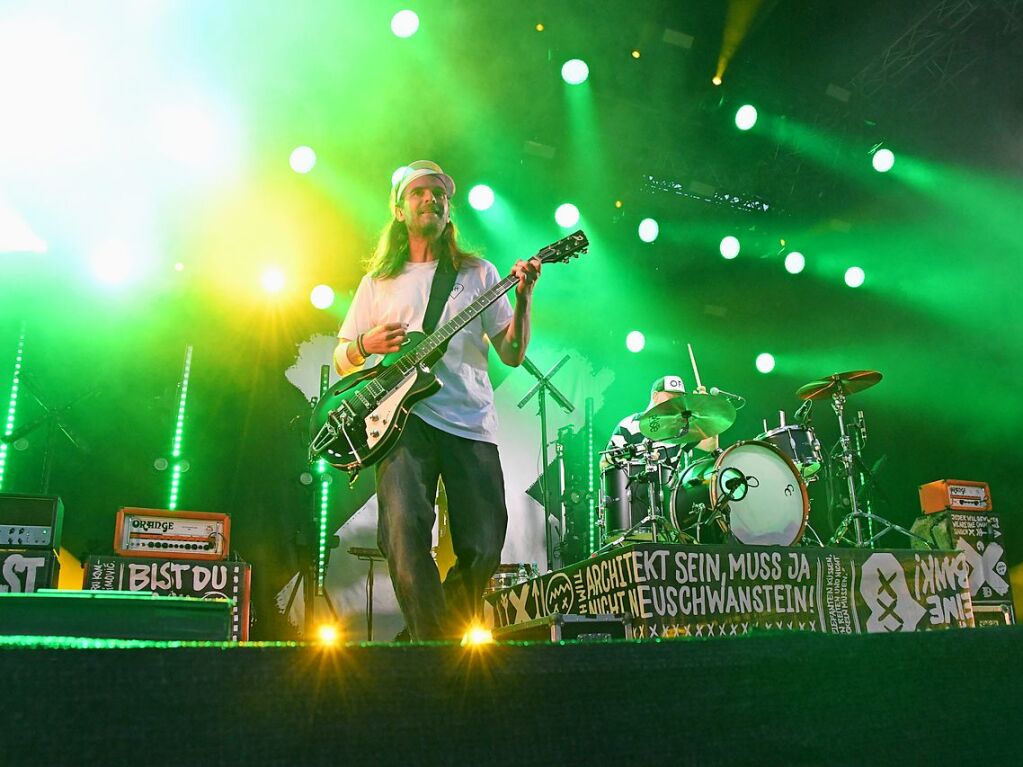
top-left (796, 370), bottom-right (930, 549)
top-left (595, 441), bottom-right (684, 553)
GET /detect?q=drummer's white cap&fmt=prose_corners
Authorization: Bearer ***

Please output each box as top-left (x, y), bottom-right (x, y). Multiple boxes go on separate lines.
top-left (390, 160), bottom-right (456, 208)
top-left (651, 375), bottom-right (686, 395)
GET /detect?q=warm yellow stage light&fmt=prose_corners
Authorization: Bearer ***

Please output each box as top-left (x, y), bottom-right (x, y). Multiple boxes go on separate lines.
top-left (461, 625), bottom-right (495, 647)
top-left (614, 200), bottom-right (623, 208)
top-left (631, 50), bottom-right (641, 59)
top-left (317, 624), bottom-right (340, 645)
top-left (535, 23), bottom-right (544, 32)
top-left (712, 76), bottom-right (723, 86)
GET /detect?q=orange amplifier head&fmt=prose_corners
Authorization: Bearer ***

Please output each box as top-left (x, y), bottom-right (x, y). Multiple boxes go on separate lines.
top-left (919, 480), bottom-right (993, 514)
top-left (114, 507), bottom-right (231, 560)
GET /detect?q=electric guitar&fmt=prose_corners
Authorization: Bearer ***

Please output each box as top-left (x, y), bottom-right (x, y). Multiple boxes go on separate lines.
top-left (309, 230), bottom-right (589, 479)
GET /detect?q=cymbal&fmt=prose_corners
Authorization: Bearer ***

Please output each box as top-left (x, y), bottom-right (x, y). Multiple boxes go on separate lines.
top-left (796, 370), bottom-right (882, 401)
top-left (637, 393), bottom-right (736, 443)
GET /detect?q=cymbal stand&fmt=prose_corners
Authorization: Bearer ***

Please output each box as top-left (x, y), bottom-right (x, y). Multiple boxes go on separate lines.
top-left (825, 393), bottom-right (931, 548)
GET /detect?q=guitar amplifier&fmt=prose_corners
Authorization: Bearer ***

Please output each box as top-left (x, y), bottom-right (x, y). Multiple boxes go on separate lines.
top-left (0, 494), bottom-right (64, 549)
top-left (919, 479), bottom-right (992, 513)
top-left (114, 507), bottom-right (230, 561)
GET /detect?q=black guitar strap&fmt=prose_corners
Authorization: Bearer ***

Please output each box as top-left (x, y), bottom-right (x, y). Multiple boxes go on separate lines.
top-left (422, 257), bottom-right (457, 335)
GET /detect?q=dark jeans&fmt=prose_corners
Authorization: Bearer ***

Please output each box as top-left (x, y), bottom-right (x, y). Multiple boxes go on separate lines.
top-left (376, 415), bottom-right (508, 640)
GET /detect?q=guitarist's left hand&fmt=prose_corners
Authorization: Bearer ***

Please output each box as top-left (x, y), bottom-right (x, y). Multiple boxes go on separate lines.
top-left (511, 257), bottom-right (542, 299)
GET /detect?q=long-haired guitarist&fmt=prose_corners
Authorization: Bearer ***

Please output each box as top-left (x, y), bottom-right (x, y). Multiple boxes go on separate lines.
top-left (333, 160), bottom-right (541, 640)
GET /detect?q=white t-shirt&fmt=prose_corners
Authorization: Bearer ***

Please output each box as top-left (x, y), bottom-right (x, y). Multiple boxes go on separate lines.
top-left (339, 257), bottom-right (515, 444)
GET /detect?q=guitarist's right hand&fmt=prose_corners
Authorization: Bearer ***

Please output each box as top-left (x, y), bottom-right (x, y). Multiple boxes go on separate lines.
top-left (362, 322), bottom-right (408, 355)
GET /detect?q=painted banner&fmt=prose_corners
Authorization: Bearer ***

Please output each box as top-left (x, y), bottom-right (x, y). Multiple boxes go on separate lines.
top-left (483, 543), bottom-right (975, 638)
top-left (911, 512), bottom-right (1013, 608)
top-left (0, 549), bottom-right (60, 593)
top-left (84, 555), bottom-right (251, 640)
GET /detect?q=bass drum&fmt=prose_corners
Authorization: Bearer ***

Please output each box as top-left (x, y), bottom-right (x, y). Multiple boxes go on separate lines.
top-left (670, 440), bottom-right (809, 546)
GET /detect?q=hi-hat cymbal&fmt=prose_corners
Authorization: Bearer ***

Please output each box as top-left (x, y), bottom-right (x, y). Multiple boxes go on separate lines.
top-left (637, 393), bottom-right (736, 443)
top-left (797, 370), bottom-right (882, 401)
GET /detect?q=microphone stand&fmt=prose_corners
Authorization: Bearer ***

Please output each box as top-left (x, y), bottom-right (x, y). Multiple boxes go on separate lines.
top-left (1, 375), bottom-right (95, 493)
top-left (517, 355), bottom-right (574, 572)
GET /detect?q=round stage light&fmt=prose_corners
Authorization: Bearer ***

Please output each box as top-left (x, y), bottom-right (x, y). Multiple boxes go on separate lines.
top-left (561, 59), bottom-right (589, 85)
top-left (845, 266), bottom-right (865, 288)
top-left (720, 235), bottom-right (740, 259)
top-left (872, 148), bottom-right (895, 173)
top-left (391, 10), bottom-right (420, 38)
top-left (756, 353), bottom-right (775, 374)
top-left (468, 184), bottom-right (495, 211)
top-left (555, 203), bottom-right (580, 228)
top-left (461, 625), bottom-right (494, 646)
top-left (638, 218), bottom-right (659, 243)
top-left (317, 623), bottom-right (341, 645)
top-left (289, 146), bottom-right (316, 174)
top-left (261, 267), bottom-right (286, 294)
top-left (310, 284), bottom-right (335, 309)
top-left (784, 251), bottom-right (805, 274)
top-left (712, 76), bottom-right (723, 86)
top-left (626, 331), bottom-right (645, 353)
top-left (735, 104), bottom-right (758, 131)
top-left (90, 241), bottom-right (138, 285)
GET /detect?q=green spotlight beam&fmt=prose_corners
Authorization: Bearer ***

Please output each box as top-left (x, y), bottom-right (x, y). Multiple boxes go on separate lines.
top-left (168, 345), bottom-right (193, 511)
top-left (0, 324), bottom-right (26, 491)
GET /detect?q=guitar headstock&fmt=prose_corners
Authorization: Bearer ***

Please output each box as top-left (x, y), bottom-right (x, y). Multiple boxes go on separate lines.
top-left (536, 230), bottom-right (589, 265)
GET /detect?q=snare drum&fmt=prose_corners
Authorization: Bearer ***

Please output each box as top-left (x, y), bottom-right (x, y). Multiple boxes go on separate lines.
top-left (600, 460), bottom-right (674, 540)
top-left (758, 424), bottom-right (822, 479)
top-left (669, 440), bottom-right (808, 546)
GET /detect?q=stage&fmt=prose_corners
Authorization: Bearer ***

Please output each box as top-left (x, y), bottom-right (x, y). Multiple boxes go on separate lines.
top-left (2, 2), bottom-right (1022, 762)
top-left (2, 627), bottom-right (1021, 765)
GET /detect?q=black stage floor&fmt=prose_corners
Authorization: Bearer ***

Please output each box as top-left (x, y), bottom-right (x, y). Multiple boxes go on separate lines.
top-left (2, 626), bottom-right (1020, 766)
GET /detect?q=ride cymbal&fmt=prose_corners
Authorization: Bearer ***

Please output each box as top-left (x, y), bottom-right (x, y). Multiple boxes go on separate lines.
top-left (796, 370), bottom-right (882, 401)
top-left (637, 393), bottom-right (736, 443)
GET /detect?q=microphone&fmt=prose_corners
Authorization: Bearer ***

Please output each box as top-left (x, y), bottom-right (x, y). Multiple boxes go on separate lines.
top-left (709, 386), bottom-right (746, 409)
top-left (724, 476), bottom-right (745, 491)
top-left (794, 399), bottom-right (813, 425)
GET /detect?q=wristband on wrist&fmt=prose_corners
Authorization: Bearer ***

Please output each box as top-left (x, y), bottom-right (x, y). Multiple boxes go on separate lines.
top-left (356, 333), bottom-right (368, 358)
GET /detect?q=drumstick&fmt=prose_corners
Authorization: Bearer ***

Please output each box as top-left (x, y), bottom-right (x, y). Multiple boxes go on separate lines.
top-left (687, 343), bottom-right (704, 392)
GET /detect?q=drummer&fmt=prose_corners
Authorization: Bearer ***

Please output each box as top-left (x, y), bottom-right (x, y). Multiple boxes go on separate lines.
top-left (603, 375), bottom-right (718, 469)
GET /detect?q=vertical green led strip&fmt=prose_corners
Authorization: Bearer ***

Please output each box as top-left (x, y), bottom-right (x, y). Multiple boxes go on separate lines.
top-left (168, 345), bottom-right (193, 510)
top-left (586, 399), bottom-right (596, 555)
top-left (0, 325), bottom-right (26, 491)
top-left (316, 365), bottom-right (331, 594)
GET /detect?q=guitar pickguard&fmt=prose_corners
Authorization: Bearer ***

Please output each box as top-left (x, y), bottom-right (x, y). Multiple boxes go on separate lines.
top-left (365, 372), bottom-right (418, 451)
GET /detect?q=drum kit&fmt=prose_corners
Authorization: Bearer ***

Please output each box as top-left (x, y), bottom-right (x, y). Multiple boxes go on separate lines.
top-left (596, 368), bottom-right (912, 551)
